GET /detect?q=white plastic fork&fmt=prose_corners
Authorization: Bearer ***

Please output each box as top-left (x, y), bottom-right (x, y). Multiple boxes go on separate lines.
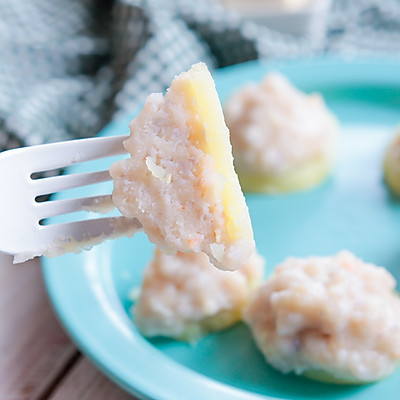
top-left (0, 135), bottom-right (142, 263)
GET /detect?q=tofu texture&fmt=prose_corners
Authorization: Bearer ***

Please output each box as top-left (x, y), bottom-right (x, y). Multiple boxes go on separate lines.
top-left (134, 248), bottom-right (265, 341)
top-left (224, 72), bottom-right (338, 193)
top-left (110, 63), bottom-right (254, 271)
top-left (243, 251), bottom-right (400, 383)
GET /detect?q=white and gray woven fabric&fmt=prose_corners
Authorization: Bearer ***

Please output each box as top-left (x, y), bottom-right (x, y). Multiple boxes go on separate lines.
top-left (1, 0), bottom-right (400, 151)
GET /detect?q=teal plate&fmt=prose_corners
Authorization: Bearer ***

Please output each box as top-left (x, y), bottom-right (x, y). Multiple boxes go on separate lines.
top-left (42, 59), bottom-right (400, 400)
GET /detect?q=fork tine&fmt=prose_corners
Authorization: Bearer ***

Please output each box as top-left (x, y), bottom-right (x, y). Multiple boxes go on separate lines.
top-left (42, 217), bottom-right (141, 250)
top-left (21, 135), bottom-right (128, 173)
top-left (35, 194), bottom-right (115, 219)
top-left (41, 216), bottom-right (141, 241)
top-left (13, 216), bottom-right (143, 263)
top-left (31, 170), bottom-right (112, 196)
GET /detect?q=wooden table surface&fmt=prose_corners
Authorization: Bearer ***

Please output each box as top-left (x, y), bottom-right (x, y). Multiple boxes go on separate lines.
top-left (0, 252), bottom-right (136, 400)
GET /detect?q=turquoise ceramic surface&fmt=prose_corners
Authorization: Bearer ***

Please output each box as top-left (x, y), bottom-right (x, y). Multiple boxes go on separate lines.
top-left (42, 59), bottom-right (400, 400)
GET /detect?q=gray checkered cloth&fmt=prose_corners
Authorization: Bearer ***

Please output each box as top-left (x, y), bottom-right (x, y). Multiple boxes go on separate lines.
top-left (1, 0), bottom-right (400, 151)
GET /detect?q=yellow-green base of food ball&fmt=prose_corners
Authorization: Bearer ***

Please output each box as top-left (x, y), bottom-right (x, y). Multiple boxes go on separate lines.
top-left (172, 308), bottom-right (243, 342)
top-left (384, 158), bottom-right (400, 196)
top-left (302, 369), bottom-right (373, 385)
top-left (237, 157), bottom-right (332, 194)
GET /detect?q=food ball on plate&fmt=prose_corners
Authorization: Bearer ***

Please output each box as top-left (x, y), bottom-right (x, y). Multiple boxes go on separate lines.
top-left (110, 63), bottom-right (254, 271)
top-left (384, 130), bottom-right (400, 196)
top-left (243, 251), bottom-right (400, 384)
top-left (224, 72), bottom-right (338, 193)
top-left (134, 248), bottom-right (265, 342)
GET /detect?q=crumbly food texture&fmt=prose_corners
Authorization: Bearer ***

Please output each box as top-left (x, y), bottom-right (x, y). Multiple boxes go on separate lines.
top-left (134, 248), bottom-right (265, 341)
top-left (110, 63), bottom-right (254, 271)
top-left (224, 73), bottom-right (338, 193)
top-left (243, 251), bottom-right (400, 383)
